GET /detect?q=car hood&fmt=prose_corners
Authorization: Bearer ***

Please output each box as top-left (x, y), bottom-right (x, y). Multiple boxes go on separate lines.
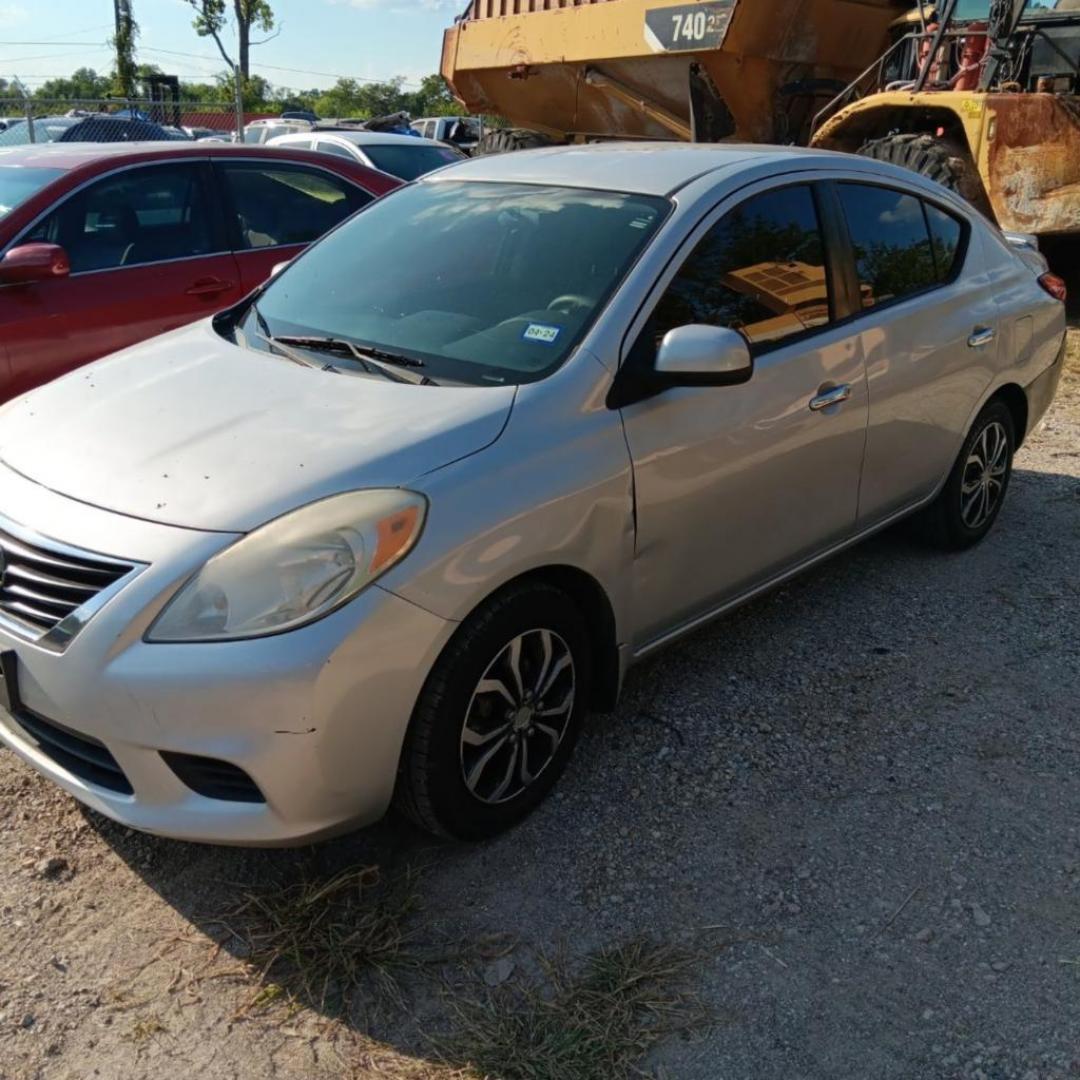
top-left (0, 321), bottom-right (515, 532)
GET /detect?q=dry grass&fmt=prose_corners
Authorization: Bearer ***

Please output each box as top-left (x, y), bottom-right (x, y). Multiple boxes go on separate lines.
top-left (223, 863), bottom-right (425, 1019)
top-left (438, 940), bottom-right (707, 1080)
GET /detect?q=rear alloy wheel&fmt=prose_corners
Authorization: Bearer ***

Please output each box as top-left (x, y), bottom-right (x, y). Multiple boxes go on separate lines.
top-left (395, 582), bottom-right (590, 839)
top-left (918, 401), bottom-right (1015, 549)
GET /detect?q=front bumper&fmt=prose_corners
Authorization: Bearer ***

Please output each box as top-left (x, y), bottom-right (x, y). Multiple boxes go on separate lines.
top-left (0, 465), bottom-right (455, 845)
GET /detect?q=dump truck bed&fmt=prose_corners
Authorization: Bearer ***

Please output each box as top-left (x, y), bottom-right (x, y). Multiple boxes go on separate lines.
top-left (442, 0), bottom-right (906, 143)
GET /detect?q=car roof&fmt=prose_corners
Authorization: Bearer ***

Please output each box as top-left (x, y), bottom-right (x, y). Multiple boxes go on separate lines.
top-left (425, 141), bottom-right (850, 197)
top-left (0, 140), bottom-right (390, 175)
top-left (277, 130), bottom-right (433, 148)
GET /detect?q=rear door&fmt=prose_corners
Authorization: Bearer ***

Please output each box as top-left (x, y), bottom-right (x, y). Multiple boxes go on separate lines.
top-left (212, 159), bottom-right (373, 293)
top-left (829, 181), bottom-right (999, 525)
top-left (4, 159), bottom-right (241, 397)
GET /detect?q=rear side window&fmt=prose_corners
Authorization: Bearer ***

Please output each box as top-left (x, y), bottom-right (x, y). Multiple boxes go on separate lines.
top-left (361, 143), bottom-right (463, 181)
top-left (317, 140), bottom-right (357, 161)
top-left (837, 183), bottom-right (937, 308)
top-left (651, 184), bottom-right (832, 350)
top-left (217, 162), bottom-right (370, 249)
top-left (925, 203), bottom-right (963, 281)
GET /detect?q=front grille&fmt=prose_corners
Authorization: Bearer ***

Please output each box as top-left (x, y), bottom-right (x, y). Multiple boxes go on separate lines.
top-left (9, 709), bottom-right (133, 795)
top-left (161, 752), bottom-right (265, 804)
top-left (0, 526), bottom-right (134, 636)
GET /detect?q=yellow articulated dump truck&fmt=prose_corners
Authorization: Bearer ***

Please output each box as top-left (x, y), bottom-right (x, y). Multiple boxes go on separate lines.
top-left (441, 0), bottom-right (1080, 237)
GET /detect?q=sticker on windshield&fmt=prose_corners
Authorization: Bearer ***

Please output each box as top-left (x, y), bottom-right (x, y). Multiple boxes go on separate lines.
top-left (523, 323), bottom-right (561, 345)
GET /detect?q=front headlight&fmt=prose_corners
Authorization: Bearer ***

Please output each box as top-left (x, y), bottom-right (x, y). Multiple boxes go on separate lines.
top-left (147, 490), bottom-right (427, 642)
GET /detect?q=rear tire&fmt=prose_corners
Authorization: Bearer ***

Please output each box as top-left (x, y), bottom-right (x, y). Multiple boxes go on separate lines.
top-left (394, 582), bottom-right (591, 840)
top-left (917, 401), bottom-right (1015, 550)
top-left (857, 133), bottom-right (992, 216)
top-left (473, 127), bottom-right (556, 156)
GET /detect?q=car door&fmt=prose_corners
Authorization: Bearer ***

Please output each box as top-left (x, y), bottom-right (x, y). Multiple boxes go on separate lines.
top-left (830, 181), bottom-right (1001, 526)
top-left (617, 180), bottom-right (870, 647)
top-left (5, 159), bottom-right (241, 398)
top-left (213, 159), bottom-right (373, 294)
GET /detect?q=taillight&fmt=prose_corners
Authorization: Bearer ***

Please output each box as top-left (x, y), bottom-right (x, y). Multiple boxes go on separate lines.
top-left (1039, 272), bottom-right (1067, 302)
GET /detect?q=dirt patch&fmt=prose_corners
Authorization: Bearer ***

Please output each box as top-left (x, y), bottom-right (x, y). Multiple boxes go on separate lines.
top-left (2, 339), bottom-right (1080, 1080)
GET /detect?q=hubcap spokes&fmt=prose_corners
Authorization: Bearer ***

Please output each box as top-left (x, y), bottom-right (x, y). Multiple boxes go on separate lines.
top-left (460, 628), bottom-right (576, 805)
top-left (961, 420), bottom-right (1008, 530)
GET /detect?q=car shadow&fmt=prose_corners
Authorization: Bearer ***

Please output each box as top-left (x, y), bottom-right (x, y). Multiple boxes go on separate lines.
top-left (84, 456), bottom-right (1080, 1072)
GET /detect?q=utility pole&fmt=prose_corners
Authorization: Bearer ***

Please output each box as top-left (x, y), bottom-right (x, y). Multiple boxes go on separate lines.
top-left (112, 0), bottom-right (137, 98)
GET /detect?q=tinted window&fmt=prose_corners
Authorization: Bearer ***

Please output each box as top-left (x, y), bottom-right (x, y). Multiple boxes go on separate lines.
top-left (362, 143), bottom-right (463, 180)
top-left (32, 164), bottom-right (214, 273)
top-left (218, 163), bottom-right (366, 249)
top-left (0, 118), bottom-right (76, 145)
top-left (652, 184), bottom-right (831, 349)
top-left (837, 184), bottom-right (937, 308)
top-left (0, 166), bottom-right (63, 221)
top-left (925, 203), bottom-right (963, 281)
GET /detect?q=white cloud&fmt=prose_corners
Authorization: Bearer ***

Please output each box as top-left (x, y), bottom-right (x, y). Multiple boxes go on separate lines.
top-left (0, 3), bottom-right (28, 29)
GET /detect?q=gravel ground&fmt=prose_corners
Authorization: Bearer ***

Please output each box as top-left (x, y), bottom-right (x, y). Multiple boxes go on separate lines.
top-left (1, 338), bottom-right (1079, 1080)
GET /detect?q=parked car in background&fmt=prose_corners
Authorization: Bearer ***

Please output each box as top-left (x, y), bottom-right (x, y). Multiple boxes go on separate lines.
top-left (411, 115), bottom-right (481, 154)
top-left (269, 128), bottom-right (465, 180)
top-left (242, 117), bottom-right (313, 145)
top-left (0, 142), bottom-right (399, 400)
top-left (0, 115), bottom-right (183, 145)
top-left (0, 118), bottom-right (23, 133)
top-left (0, 144), bottom-right (1064, 846)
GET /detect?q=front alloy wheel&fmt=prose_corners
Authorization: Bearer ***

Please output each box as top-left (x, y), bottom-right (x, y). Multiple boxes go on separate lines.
top-left (460, 629), bottom-right (576, 805)
top-left (395, 582), bottom-right (591, 839)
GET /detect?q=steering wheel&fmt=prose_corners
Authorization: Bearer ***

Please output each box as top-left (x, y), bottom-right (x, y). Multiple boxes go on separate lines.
top-left (547, 294), bottom-right (593, 315)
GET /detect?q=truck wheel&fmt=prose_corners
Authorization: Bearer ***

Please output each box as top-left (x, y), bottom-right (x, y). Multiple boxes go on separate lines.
top-left (857, 133), bottom-right (992, 216)
top-left (474, 127), bottom-right (555, 156)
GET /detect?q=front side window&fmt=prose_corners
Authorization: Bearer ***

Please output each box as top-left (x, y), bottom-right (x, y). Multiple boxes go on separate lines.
top-left (217, 163), bottom-right (367, 249)
top-left (837, 183), bottom-right (937, 308)
top-left (29, 164), bottom-right (214, 273)
top-left (244, 180), bottom-right (669, 385)
top-left (651, 184), bottom-right (832, 350)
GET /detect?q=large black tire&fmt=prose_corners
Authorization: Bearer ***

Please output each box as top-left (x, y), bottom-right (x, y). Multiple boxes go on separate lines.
top-left (473, 127), bottom-right (556, 156)
top-left (394, 582), bottom-right (591, 840)
top-left (916, 401), bottom-right (1016, 550)
top-left (857, 133), bottom-right (992, 216)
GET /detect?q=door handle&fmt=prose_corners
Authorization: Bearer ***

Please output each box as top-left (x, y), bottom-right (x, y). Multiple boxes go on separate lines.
top-left (809, 383), bottom-right (852, 411)
top-left (185, 278), bottom-right (234, 297)
top-left (968, 326), bottom-right (996, 348)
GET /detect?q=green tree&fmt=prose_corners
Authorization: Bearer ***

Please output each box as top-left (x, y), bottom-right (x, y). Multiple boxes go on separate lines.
top-left (186, 0), bottom-right (276, 82)
top-left (35, 68), bottom-right (112, 102)
top-left (405, 74), bottom-right (459, 118)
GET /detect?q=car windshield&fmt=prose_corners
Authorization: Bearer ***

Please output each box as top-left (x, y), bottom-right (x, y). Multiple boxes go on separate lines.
top-left (0, 118), bottom-right (75, 145)
top-left (0, 165), bottom-right (63, 220)
top-left (245, 180), bottom-right (669, 386)
top-left (361, 143), bottom-right (464, 180)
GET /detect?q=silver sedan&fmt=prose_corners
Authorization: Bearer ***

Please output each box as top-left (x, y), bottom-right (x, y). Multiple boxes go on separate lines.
top-left (0, 144), bottom-right (1065, 844)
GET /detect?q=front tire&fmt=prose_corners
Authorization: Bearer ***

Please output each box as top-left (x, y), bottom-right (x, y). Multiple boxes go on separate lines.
top-left (473, 127), bottom-right (556, 156)
top-left (918, 401), bottom-right (1015, 550)
top-left (394, 582), bottom-right (591, 840)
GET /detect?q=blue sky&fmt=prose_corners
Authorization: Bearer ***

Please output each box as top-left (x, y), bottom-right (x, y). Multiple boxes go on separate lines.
top-left (0, 0), bottom-right (457, 92)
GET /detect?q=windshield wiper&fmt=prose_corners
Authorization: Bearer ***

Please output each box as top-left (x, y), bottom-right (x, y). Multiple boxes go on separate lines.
top-left (250, 305), bottom-right (338, 373)
top-left (273, 335), bottom-right (438, 386)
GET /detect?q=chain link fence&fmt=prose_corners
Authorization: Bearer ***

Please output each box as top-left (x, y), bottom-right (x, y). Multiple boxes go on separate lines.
top-left (0, 97), bottom-right (259, 145)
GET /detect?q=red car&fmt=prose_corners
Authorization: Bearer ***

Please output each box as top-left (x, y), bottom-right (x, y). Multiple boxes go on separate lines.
top-left (0, 142), bottom-right (400, 400)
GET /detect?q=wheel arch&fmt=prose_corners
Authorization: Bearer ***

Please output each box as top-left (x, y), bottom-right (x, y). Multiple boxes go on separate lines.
top-left (985, 381), bottom-right (1030, 449)
top-left (813, 99), bottom-right (977, 158)
top-left (469, 564), bottom-right (622, 712)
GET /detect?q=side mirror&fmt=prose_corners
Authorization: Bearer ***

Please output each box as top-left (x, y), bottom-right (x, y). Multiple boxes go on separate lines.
top-left (270, 259), bottom-right (290, 279)
top-left (0, 243), bottom-right (70, 285)
top-left (654, 324), bottom-right (752, 385)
